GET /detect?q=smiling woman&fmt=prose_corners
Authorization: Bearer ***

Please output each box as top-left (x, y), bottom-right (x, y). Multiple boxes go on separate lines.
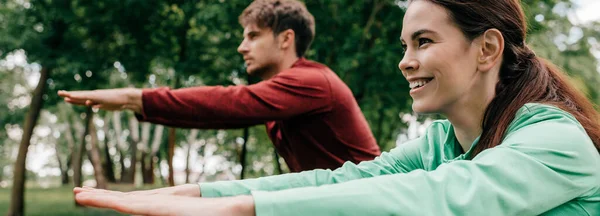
top-left (73, 0), bottom-right (600, 215)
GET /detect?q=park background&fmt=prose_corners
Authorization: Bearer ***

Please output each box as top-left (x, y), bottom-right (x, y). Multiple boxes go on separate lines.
top-left (1, 0), bottom-right (600, 215)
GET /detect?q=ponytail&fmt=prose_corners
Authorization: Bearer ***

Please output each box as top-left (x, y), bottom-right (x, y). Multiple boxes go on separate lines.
top-left (470, 45), bottom-right (600, 158)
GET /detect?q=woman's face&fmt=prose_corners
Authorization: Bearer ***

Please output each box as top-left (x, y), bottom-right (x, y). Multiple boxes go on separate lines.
top-left (399, 1), bottom-right (483, 114)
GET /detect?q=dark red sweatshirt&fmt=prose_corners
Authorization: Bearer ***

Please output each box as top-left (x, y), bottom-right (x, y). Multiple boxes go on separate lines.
top-left (137, 58), bottom-right (381, 172)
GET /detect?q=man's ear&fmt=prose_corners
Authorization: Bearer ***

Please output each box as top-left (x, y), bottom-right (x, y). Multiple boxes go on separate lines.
top-left (278, 29), bottom-right (295, 50)
top-left (477, 28), bottom-right (504, 72)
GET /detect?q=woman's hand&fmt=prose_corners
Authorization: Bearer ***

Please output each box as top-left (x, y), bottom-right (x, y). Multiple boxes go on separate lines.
top-left (74, 184), bottom-right (202, 197)
top-left (74, 187), bottom-right (255, 216)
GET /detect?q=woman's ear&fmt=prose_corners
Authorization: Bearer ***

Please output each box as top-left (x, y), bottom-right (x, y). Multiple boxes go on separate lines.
top-left (477, 28), bottom-right (504, 72)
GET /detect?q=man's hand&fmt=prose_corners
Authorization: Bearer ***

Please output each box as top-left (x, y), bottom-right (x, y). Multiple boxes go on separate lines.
top-left (58, 88), bottom-right (143, 114)
top-left (73, 184), bottom-right (201, 197)
top-left (74, 187), bottom-right (255, 216)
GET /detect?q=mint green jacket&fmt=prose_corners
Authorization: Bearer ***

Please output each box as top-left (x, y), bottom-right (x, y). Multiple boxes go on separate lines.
top-left (201, 104), bottom-right (600, 216)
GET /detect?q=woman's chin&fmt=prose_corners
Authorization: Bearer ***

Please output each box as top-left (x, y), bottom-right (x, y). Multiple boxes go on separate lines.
top-left (411, 101), bottom-right (439, 114)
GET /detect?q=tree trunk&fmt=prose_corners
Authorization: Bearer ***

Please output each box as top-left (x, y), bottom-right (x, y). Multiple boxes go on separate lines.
top-left (87, 116), bottom-right (107, 189)
top-left (8, 67), bottom-right (49, 216)
top-left (61, 156), bottom-right (71, 185)
top-left (165, 75), bottom-right (181, 186)
top-left (136, 123), bottom-right (150, 184)
top-left (61, 121), bottom-right (76, 186)
top-left (102, 141), bottom-right (116, 183)
top-left (141, 152), bottom-right (153, 184)
top-left (58, 112), bottom-right (77, 186)
top-left (184, 129), bottom-right (198, 183)
top-left (240, 127), bottom-right (249, 179)
top-left (143, 125), bottom-right (164, 184)
top-left (73, 107), bottom-right (92, 193)
top-left (185, 143), bottom-right (192, 183)
top-left (121, 115), bottom-right (140, 184)
top-left (157, 155), bottom-right (166, 185)
top-left (101, 113), bottom-right (116, 183)
top-left (54, 141), bottom-right (67, 185)
top-left (118, 149), bottom-right (126, 183)
top-left (167, 127), bottom-right (176, 186)
top-left (111, 111), bottom-right (127, 182)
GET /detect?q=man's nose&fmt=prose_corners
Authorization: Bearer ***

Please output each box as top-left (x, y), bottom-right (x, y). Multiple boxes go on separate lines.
top-left (237, 40), bottom-right (249, 54)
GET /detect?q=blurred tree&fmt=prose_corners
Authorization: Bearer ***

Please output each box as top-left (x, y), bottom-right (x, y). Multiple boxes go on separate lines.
top-left (524, 0), bottom-right (600, 104)
top-left (306, 0), bottom-right (408, 151)
top-left (0, 0), bottom-right (116, 213)
top-left (1, 0), bottom-right (71, 213)
top-left (0, 52), bottom-right (31, 184)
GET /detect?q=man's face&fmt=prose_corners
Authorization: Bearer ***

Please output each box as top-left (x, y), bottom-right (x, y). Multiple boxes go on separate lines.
top-left (237, 24), bottom-right (282, 77)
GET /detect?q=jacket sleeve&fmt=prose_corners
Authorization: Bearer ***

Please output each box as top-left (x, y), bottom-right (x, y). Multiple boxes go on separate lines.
top-left (200, 136), bottom-right (425, 197)
top-left (137, 70), bottom-right (333, 129)
top-left (249, 109), bottom-right (600, 216)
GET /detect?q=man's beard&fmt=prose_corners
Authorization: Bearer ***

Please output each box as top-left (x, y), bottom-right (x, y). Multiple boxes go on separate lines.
top-left (247, 61), bottom-right (277, 78)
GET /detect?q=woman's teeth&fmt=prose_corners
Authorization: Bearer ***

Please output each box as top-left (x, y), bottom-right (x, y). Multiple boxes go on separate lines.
top-left (409, 79), bottom-right (432, 89)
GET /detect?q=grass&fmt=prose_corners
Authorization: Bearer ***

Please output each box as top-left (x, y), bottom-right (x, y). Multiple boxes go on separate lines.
top-left (0, 186), bottom-right (128, 216)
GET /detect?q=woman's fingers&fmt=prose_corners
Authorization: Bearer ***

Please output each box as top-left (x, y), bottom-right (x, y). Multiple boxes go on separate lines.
top-left (75, 192), bottom-right (182, 216)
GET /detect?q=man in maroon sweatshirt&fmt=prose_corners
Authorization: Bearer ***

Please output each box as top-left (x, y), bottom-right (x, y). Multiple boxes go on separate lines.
top-left (58, 0), bottom-right (380, 172)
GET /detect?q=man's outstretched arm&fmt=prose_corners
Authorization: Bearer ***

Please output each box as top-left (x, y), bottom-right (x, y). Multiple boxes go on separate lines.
top-left (58, 88), bottom-right (143, 114)
top-left (59, 69), bottom-right (332, 128)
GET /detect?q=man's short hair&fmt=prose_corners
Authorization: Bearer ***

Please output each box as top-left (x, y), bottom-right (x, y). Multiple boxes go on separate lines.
top-left (239, 0), bottom-right (316, 57)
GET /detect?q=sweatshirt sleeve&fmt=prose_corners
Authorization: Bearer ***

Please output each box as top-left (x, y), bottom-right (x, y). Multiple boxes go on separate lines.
top-left (200, 136), bottom-right (425, 197)
top-left (250, 108), bottom-right (600, 216)
top-left (137, 69), bottom-right (333, 129)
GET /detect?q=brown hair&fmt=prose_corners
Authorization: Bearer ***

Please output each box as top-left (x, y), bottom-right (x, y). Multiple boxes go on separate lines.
top-left (420, 0), bottom-right (600, 157)
top-left (239, 0), bottom-right (315, 57)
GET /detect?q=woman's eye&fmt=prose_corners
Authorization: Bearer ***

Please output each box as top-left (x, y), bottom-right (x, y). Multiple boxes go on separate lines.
top-left (418, 38), bottom-right (433, 47)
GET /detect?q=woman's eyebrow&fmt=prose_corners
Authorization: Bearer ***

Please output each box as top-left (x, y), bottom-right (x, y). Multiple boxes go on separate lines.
top-left (401, 29), bottom-right (437, 42)
top-left (411, 29), bottom-right (436, 40)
